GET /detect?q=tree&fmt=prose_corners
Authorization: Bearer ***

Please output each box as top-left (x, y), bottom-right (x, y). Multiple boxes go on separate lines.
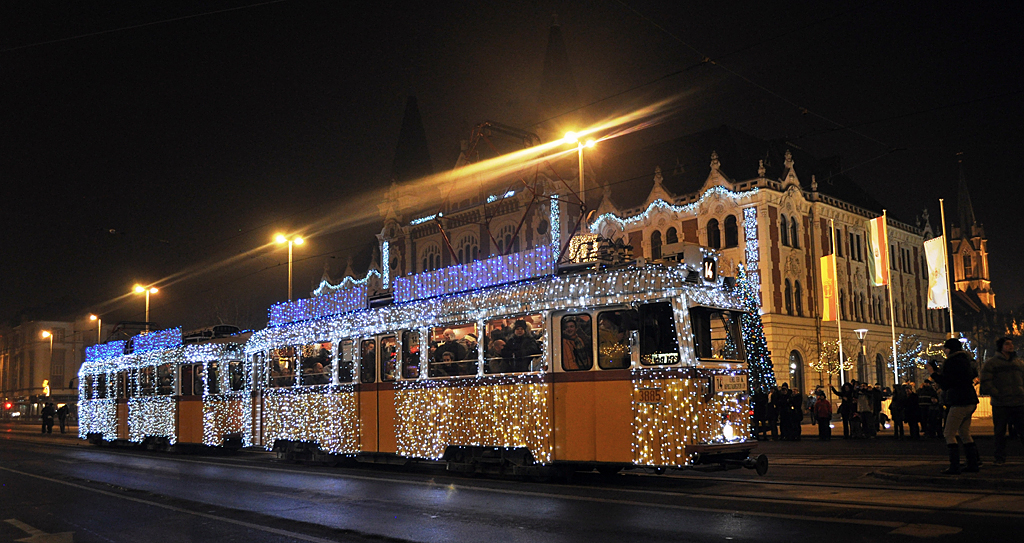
top-left (737, 265), bottom-right (776, 394)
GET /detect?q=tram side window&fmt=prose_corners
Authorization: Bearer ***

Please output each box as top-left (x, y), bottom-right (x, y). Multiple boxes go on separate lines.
top-left (84, 375), bottom-right (94, 400)
top-left (337, 340), bottom-right (354, 383)
top-left (229, 359), bottom-right (245, 391)
top-left (157, 364), bottom-right (174, 395)
top-left (116, 371), bottom-right (128, 399)
top-left (359, 340), bottom-right (376, 383)
top-left (180, 363), bottom-right (203, 396)
top-left (139, 367), bottom-right (156, 396)
top-left (690, 307), bottom-right (744, 361)
top-left (380, 336), bottom-right (398, 382)
top-left (639, 302), bottom-right (680, 365)
top-left (483, 314), bottom-right (544, 374)
top-left (208, 361), bottom-right (221, 394)
top-left (429, 323), bottom-right (478, 377)
top-left (300, 342), bottom-right (332, 386)
top-left (251, 352), bottom-right (265, 389)
top-left (402, 331), bottom-right (421, 379)
top-left (97, 374), bottom-right (107, 399)
top-left (597, 310), bottom-right (632, 369)
top-left (560, 314), bottom-right (593, 371)
top-left (268, 347), bottom-right (297, 387)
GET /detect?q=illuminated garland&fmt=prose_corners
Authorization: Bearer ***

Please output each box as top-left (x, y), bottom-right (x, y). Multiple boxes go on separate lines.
top-left (737, 264), bottom-right (775, 394)
top-left (312, 269), bottom-right (381, 296)
top-left (269, 283), bottom-right (369, 326)
top-left (392, 246), bottom-right (555, 303)
top-left (811, 340), bottom-right (854, 374)
top-left (591, 185), bottom-right (759, 233)
top-left (382, 240), bottom-right (391, 290)
top-left (128, 396), bottom-right (177, 444)
top-left (85, 341), bottom-right (127, 362)
top-left (134, 327), bottom-right (182, 353)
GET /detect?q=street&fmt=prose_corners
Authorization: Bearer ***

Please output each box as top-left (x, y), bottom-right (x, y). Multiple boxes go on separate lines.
top-left (3, 422), bottom-right (1024, 542)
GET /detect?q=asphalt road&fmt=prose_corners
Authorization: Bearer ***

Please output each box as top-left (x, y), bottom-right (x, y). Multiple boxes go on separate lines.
top-left (2, 425), bottom-right (1023, 542)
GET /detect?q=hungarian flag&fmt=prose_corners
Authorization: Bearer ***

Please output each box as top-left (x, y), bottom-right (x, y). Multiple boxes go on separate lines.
top-left (924, 235), bottom-right (949, 309)
top-left (866, 216), bottom-right (889, 286)
top-left (820, 254), bottom-right (839, 321)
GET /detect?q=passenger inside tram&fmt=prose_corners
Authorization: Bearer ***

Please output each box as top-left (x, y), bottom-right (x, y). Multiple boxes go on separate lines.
top-left (597, 311), bottom-right (631, 369)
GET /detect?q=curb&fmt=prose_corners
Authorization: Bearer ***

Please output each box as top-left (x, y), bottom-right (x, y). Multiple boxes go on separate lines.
top-left (870, 468), bottom-right (1024, 490)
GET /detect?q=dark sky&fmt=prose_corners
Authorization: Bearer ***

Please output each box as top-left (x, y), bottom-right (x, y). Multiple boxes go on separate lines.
top-left (2, 0), bottom-right (1022, 333)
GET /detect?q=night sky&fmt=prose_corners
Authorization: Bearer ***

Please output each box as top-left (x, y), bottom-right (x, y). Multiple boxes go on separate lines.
top-left (2, 1), bottom-right (1021, 334)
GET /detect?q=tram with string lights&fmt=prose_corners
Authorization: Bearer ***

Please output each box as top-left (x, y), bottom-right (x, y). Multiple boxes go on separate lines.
top-left (77, 242), bottom-right (765, 476)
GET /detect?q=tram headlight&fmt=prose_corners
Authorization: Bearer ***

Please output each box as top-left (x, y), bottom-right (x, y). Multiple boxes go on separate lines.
top-left (722, 422), bottom-right (735, 441)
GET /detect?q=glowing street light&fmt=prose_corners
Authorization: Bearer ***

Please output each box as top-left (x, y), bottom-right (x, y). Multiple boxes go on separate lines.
top-left (41, 330), bottom-right (53, 396)
top-left (89, 314), bottom-right (102, 343)
top-left (133, 285), bottom-right (159, 331)
top-left (275, 234), bottom-right (304, 301)
top-left (564, 132), bottom-right (596, 233)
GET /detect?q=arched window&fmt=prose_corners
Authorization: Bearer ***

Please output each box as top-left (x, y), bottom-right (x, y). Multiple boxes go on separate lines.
top-left (860, 294), bottom-right (867, 323)
top-left (724, 215), bottom-right (738, 248)
top-left (790, 217), bottom-right (799, 248)
top-left (794, 281), bottom-right (803, 316)
top-left (651, 230), bottom-right (663, 259)
top-left (666, 227), bottom-right (678, 245)
top-left (839, 289), bottom-right (847, 320)
top-left (780, 215), bottom-right (790, 247)
top-left (495, 224), bottom-right (520, 256)
top-left (455, 234), bottom-right (479, 265)
top-left (706, 219), bottom-right (721, 249)
top-left (420, 244), bottom-right (441, 273)
top-left (875, 353), bottom-right (886, 387)
top-left (784, 279), bottom-right (793, 315)
top-left (963, 254), bottom-right (973, 277)
top-left (789, 350), bottom-right (804, 391)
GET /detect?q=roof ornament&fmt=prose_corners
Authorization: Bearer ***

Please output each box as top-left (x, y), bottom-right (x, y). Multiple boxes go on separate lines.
top-left (654, 165), bottom-right (664, 185)
top-left (757, 159), bottom-right (766, 178)
top-left (810, 174), bottom-right (818, 192)
top-left (710, 151), bottom-right (721, 170)
top-left (784, 149), bottom-right (794, 171)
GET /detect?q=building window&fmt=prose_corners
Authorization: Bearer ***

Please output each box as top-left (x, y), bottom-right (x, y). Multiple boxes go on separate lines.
top-left (780, 215), bottom-right (790, 247)
top-left (836, 228), bottom-right (844, 258)
top-left (784, 279), bottom-right (793, 315)
top-left (456, 234), bottom-right (479, 264)
top-left (789, 350), bottom-right (804, 391)
top-left (421, 244), bottom-right (441, 272)
top-left (724, 215), bottom-right (738, 248)
top-left (963, 253), bottom-right (973, 277)
top-left (856, 234), bottom-right (863, 261)
top-left (495, 224), bottom-right (520, 255)
top-left (839, 289), bottom-right (847, 320)
top-left (794, 281), bottom-right (803, 316)
top-left (651, 230), bottom-right (663, 259)
top-left (707, 219), bottom-right (721, 249)
top-left (790, 217), bottom-right (799, 249)
top-left (666, 227), bottom-right (678, 245)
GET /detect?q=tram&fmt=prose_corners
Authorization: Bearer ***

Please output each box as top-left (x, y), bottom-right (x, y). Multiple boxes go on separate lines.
top-left (78, 244), bottom-right (765, 476)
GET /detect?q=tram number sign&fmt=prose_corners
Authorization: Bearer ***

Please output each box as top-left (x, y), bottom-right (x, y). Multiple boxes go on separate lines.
top-left (637, 387), bottom-right (663, 404)
top-left (702, 257), bottom-right (717, 282)
top-left (713, 374), bottom-right (747, 393)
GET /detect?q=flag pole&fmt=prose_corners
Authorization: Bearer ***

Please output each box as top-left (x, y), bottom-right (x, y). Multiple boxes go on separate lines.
top-left (883, 210), bottom-right (899, 385)
top-left (830, 219), bottom-right (846, 385)
top-left (938, 198), bottom-right (956, 337)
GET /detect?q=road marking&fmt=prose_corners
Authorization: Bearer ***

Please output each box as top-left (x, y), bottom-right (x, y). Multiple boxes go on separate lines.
top-left (3, 519), bottom-right (74, 543)
top-left (0, 467), bottom-right (348, 543)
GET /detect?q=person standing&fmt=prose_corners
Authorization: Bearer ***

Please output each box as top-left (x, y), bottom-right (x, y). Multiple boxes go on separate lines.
top-left (980, 337), bottom-right (1024, 465)
top-left (904, 384), bottom-right (921, 440)
top-left (56, 404), bottom-right (70, 434)
top-left (831, 382), bottom-right (856, 439)
top-left (930, 338), bottom-right (981, 474)
top-left (41, 402), bottom-right (56, 434)
top-left (813, 391), bottom-right (833, 441)
top-left (889, 384), bottom-right (906, 440)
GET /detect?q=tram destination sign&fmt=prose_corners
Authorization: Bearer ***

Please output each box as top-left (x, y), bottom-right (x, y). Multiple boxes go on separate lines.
top-left (713, 374), bottom-right (747, 393)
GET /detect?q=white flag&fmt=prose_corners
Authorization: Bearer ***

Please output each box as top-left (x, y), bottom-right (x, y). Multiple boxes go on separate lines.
top-left (924, 236), bottom-right (949, 309)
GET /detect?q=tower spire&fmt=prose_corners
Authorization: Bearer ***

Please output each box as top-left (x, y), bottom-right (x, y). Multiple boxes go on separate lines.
top-left (536, 12), bottom-right (581, 130)
top-left (956, 152), bottom-right (976, 236)
top-left (392, 96), bottom-right (434, 184)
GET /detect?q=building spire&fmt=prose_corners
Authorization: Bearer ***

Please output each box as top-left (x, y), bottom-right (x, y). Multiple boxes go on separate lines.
top-left (536, 12), bottom-right (581, 129)
top-left (956, 152), bottom-right (977, 236)
top-left (392, 96), bottom-right (434, 184)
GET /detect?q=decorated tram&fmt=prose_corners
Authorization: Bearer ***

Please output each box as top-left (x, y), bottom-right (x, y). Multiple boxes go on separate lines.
top-left (78, 243), bottom-right (765, 476)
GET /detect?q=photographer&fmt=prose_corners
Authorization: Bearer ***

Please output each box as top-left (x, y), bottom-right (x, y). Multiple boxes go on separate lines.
top-left (929, 338), bottom-right (981, 475)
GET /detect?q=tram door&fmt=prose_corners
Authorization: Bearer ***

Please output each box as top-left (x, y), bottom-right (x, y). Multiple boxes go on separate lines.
top-left (357, 336), bottom-right (399, 453)
top-left (115, 370), bottom-right (129, 439)
top-left (357, 339), bottom-right (378, 451)
top-left (553, 311), bottom-right (633, 463)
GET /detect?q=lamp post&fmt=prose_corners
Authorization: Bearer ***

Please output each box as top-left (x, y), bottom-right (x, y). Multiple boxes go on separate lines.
top-left (41, 330), bottom-right (53, 396)
top-left (854, 328), bottom-right (868, 383)
top-left (89, 314), bottom-right (102, 344)
top-left (133, 285), bottom-right (159, 332)
top-left (563, 132), bottom-right (595, 233)
top-left (275, 234), bottom-right (304, 302)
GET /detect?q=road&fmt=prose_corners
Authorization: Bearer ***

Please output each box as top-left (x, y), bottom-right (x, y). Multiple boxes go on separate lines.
top-left (2, 424), bottom-right (1023, 542)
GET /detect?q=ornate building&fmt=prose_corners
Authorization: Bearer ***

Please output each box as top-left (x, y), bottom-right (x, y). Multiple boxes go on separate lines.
top-left (949, 156), bottom-right (995, 310)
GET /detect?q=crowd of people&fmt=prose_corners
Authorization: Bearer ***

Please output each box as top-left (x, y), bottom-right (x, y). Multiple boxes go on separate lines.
top-left (751, 336), bottom-right (1024, 475)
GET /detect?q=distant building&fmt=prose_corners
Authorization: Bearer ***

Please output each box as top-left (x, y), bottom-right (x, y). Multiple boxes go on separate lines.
top-left (949, 157), bottom-right (995, 311)
top-left (0, 317), bottom-right (94, 415)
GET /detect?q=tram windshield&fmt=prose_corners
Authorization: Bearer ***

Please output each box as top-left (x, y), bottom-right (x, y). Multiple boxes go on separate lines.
top-left (690, 307), bottom-right (745, 361)
top-left (639, 302), bottom-right (680, 365)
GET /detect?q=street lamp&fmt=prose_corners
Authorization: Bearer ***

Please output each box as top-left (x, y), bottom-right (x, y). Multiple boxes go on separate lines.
top-left (41, 330), bottom-right (53, 396)
top-left (133, 285), bottom-right (159, 332)
top-left (854, 328), bottom-right (868, 383)
top-left (89, 314), bottom-right (102, 344)
top-left (275, 234), bottom-right (304, 302)
top-left (563, 132), bottom-right (595, 233)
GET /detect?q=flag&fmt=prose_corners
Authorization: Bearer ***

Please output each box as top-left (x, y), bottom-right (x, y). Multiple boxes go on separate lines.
top-left (866, 216), bottom-right (889, 286)
top-left (925, 235), bottom-right (949, 309)
top-left (820, 254), bottom-right (838, 321)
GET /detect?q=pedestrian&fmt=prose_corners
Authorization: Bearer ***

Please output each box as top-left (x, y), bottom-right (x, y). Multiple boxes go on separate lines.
top-left (929, 338), bottom-right (981, 475)
top-left (831, 381), bottom-right (856, 439)
top-left (813, 391), bottom-right (832, 441)
top-left (41, 402), bottom-right (56, 434)
top-left (980, 336), bottom-right (1024, 465)
top-left (789, 388), bottom-right (804, 441)
top-left (918, 380), bottom-right (939, 437)
top-left (56, 404), bottom-right (70, 434)
top-left (752, 390), bottom-right (769, 441)
top-left (889, 384), bottom-right (906, 440)
top-left (767, 385), bottom-right (781, 440)
top-left (904, 384), bottom-right (921, 440)
top-left (856, 384), bottom-right (874, 438)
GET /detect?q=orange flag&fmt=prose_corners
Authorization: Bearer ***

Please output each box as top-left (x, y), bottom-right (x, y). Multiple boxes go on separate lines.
top-left (820, 254), bottom-right (838, 321)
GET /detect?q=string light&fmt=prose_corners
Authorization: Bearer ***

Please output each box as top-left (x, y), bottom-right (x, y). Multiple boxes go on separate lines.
top-left (592, 185), bottom-right (758, 234)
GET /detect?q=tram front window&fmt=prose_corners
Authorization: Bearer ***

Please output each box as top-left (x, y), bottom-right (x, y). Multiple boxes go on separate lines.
top-left (597, 310), bottom-right (631, 369)
top-left (380, 336), bottom-right (398, 381)
top-left (229, 359), bottom-right (245, 391)
top-left (640, 302), bottom-right (680, 365)
top-left (208, 361), bottom-right (220, 394)
top-left (402, 331), bottom-right (421, 379)
top-left (97, 373), bottom-right (107, 399)
top-left (338, 340), bottom-right (354, 383)
top-left (157, 364), bottom-right (174, 395)
top-left (690, 307), bottom-right (744, 361)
